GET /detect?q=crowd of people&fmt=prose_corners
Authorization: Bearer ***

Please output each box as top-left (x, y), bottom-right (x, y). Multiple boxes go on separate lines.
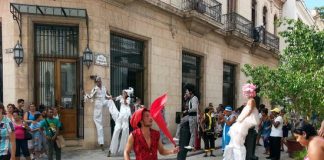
top-left (173, 83), bottom-right (324, 160)
top-left (0, 99), bottom-right (62, 160)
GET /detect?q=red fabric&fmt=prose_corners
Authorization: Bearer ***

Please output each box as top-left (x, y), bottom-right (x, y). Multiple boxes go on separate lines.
top-left (195, 129), bottom-right (201, 150)
top-left (130, 94), bottom-right (175, 146)
top-left (149, 94), bottom-right (176, 146)
top-left (132, 128), bottom-right (160, 160)
top-left (130, 108), bottom-right (145, 129)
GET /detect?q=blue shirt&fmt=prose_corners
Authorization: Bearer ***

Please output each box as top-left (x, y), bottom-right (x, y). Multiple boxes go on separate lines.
top-left (30, 121), bottom-right (42, 138)
top-left (0, 116), bottom-right (14, 156)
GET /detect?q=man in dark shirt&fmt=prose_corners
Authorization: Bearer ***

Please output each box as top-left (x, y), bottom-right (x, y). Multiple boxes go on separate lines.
top-left (17, 99), bottom-right (25, 118)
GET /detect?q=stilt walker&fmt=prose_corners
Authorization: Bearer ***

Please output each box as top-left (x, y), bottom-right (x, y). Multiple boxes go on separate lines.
top-left (108, 87), bottom-right (133, 156)
top-left (84, 76), bottom-right (119, 150)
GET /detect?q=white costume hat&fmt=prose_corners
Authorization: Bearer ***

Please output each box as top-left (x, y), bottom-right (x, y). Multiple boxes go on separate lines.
top-left (124, 87), bottom-right (134, 96)
top-left (95, 76), bottom-right (101, 82)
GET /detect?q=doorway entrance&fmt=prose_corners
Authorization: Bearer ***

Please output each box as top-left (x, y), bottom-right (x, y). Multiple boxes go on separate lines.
top-left (35, 24), bottom-right (81, 138)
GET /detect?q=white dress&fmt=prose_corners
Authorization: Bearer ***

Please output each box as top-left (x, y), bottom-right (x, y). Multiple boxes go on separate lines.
top-left (223, 104), bottom-right (259, 160)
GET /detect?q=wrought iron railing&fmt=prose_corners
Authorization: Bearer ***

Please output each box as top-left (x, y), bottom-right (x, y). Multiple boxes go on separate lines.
top-left (263, 31), bottom-right (279, 50)
top-left (253, 26), bottom-right (279, 50)
top-left (223, 12), bottom-right (253, 38)
top-left (182, 0), bottom-right (222, 23)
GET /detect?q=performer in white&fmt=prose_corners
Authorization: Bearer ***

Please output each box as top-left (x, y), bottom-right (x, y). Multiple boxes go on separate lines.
top-left (223, 83), bottom-right (260, 160)
top-left (108, 87), bottom-right (134, 156)
top-left (84, 77), bottom-right (119, 150)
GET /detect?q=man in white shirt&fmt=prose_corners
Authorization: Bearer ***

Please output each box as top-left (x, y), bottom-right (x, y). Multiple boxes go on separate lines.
top-left (267, 108), bottom-right (283, 160)
top-left (84, 77), bottom-right (119, 150)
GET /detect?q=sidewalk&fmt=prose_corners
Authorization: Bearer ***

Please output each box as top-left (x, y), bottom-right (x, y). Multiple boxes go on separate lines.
top-left (61, 142), bottom-right (205, 160)
top-left (58, 138), bottom-right (292, 160)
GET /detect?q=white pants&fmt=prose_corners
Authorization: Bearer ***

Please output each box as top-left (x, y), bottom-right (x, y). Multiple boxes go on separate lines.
top-left (93, 99), bottom-right (119, 145)
top-left (109, 113), bottom-right (129, 154)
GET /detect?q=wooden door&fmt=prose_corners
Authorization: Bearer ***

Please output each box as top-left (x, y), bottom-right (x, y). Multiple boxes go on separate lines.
top-left (56, 59), bottom-right (77, 138)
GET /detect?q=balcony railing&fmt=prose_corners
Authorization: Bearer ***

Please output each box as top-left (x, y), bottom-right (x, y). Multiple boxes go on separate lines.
top-left (223, 12), bottom-right (253, 38)
top-left (253, 26), bottom-right (279, 50)
top-left (182, 0), bottom-right (222, 23)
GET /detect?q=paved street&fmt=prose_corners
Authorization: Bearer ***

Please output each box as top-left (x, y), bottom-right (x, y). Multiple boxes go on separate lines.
top-left (58, 138), bottom-right (292, 160)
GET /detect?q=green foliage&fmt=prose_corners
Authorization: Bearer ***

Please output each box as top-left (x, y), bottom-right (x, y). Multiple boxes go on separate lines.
top-left (293, 149), bottom-right (307, 160)
top-left (242, 20), bottom-right (324, 118)
top-left (315, 7), bottom-right (324, 19)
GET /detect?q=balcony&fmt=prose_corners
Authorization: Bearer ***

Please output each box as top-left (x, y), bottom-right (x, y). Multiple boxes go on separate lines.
top-left (182, 0), bottom-right (222, 23)
top-left (251, 26), bottom-right (280, 57)
top-left (181, 0), bottom-right (222, 35)
top-left (223, 12), bottom-right (254, 47)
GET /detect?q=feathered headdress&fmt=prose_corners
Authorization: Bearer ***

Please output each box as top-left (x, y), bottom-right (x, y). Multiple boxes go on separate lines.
top-left (123, 87), bottom-right (134, 96)
top-left (242, 83), bottom-right (257, 98)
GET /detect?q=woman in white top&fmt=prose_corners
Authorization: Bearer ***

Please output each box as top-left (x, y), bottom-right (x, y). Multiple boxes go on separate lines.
top-left (108, 87), bottom-right (133, 156)
top-left (223, 83), bottom-right (260, 160)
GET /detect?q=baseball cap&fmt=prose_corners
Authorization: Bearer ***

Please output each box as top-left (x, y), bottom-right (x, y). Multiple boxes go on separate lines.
top-left (271, 108), bottom-right (281, 113)
top-left (225, 106), bottom-right (232, 111)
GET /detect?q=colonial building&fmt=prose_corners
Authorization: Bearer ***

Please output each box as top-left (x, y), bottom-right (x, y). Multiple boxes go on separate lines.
top-left (280, 0), bottom-right (324, 51)
top-left (0, 0), bottom-right (282, 148)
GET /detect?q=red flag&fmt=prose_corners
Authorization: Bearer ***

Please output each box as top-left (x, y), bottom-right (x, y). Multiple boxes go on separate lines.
top-left (149, 94), bottom-right (176, 146)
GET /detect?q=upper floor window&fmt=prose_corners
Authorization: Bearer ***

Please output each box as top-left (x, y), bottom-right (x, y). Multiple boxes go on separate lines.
top-left (263, 6), bottom-right (268, 30)
top-left (228, 0), bottom-right (237, 13)
top-left (252, 0), bottom-right (257, 28)
top-left (274, 15), bottom-right (278, 35)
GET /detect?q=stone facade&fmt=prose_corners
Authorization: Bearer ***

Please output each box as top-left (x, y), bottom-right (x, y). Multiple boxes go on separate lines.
top-left (0, 0), bottom-right (281, 148)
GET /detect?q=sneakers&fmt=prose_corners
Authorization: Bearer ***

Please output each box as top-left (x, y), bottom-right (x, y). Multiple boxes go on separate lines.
top-left (184, 146), bottom-right (194, 150)
top-left (100, 144), bottom-right (105, 151)
top-left (173, 137), bottom-right (179, 141)
top-left (107, 150), bottom-right (111, 157)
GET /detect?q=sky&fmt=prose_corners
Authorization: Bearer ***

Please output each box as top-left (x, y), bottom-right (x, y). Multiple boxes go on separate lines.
top-left (304, 0), bottom-right (324, 9)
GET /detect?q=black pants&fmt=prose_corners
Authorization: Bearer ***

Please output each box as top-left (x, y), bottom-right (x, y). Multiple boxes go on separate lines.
top-left (0, 152), bottom-right (10, 160)
top-left (48, 139), bottom-right (61, 160)
top-left (15, 139), bottom-right (30, 157)
top-left (203, 132), bottom-right (215, 151)
top-left (269, 136), bottom-right (281, 160)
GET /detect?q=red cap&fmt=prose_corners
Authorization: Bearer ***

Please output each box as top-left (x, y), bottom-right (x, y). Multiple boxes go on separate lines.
top-left (130, 108), bottom-right (145, 129)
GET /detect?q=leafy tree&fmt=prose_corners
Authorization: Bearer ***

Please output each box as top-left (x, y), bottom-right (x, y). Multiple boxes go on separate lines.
top-left (242, 20), bottom-right (324, 118)
top-left (315, 7), bottom-right (324, 19)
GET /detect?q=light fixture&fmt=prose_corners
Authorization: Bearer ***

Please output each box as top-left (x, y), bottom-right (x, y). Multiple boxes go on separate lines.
top-left (13, 41), bottom-right (24, 66)
top-left (10, 4), bottom-right (24, 67)
top-left (83, 15), bottom-right (93, 69)
top-left (83, 45), bottom-right (93, 68)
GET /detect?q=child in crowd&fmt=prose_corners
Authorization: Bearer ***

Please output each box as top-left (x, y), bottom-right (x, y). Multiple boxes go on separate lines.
top-left (30, 113), bottom-right (45, 159)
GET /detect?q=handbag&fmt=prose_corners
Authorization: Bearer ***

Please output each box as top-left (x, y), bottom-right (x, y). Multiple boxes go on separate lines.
top-left (55, 135), bottom-right (66, 148)
top-left (45, 119), bottom-right (65, 148)
top-left (24, 129), bottom-right (33, 140)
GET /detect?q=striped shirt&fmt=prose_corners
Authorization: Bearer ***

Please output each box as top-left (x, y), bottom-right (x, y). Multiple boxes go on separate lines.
top-left (0, 116), bottom-right (14, 156)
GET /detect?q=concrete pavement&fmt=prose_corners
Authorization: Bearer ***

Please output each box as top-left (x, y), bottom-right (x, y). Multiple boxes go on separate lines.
top-left (58, 138), bottom-right (292, 160)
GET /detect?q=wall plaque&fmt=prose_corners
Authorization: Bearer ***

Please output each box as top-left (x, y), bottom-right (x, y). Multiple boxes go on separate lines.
top-left (94, 53), bottom-right (109, 67)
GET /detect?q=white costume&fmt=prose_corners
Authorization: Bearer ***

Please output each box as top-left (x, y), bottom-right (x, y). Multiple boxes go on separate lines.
top-left (109, 87), bottom-right (133, 155)
top-left (84, 78), bottom-right (119, 145)
top-left (223, 101), bottom-right (259, 160)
